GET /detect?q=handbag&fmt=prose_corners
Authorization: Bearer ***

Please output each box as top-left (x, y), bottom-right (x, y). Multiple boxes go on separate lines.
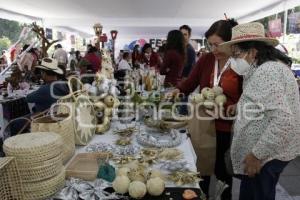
top-left (55, 77), bottom-right (96, 146)
top-left (187, 105), bottom-right (216, 176)
top-left (31, 112), bottom-right (75, 164)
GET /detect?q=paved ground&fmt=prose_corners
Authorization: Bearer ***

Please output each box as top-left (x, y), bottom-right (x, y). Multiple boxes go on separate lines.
top-left (208, 156), bottom-right (300, 200)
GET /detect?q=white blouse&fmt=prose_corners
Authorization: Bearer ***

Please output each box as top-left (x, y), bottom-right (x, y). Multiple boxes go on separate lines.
top-left (231, 61), bottom-right (300, 175)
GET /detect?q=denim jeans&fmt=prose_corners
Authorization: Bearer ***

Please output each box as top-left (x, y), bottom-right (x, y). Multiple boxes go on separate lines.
top-left (238, 159), bottom-right (289, 200)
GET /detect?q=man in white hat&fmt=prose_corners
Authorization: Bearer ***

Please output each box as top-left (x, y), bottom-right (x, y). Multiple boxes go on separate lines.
top-left (219, 22), bottom-right (300, 200)
top-left (26, 58), bottom-right (69, 113)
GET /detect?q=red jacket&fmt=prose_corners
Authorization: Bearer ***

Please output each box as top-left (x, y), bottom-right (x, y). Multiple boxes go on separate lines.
top-left (84, 53), bottom-right (101, 73)
top-left (160, 49), bottom-right (184, 87)
top-left (142, 52), bottom-right (160, 69)
top-left (177, 53), bottom-right (242, 132)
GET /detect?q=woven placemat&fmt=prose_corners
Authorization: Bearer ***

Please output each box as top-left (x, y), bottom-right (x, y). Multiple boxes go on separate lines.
top-left (4, 132), bottom-right (62, 156)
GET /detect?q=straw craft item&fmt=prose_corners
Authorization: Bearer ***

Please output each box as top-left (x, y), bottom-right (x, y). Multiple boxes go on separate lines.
top-left (55, 77), bottom-right (95, 146)
top-left (3, 132), bottom-right (63, 182)
top-left (23, 169), bottom-right (65, 200)
top-left (4, 132), bottom-right (63, 164)
top-left (18, 154), bottom-right (63, 182)
top-left (73, 95), bottom-right (96, 145)
top-left (31, 114), bottom-right (76, 164)
top-left (0, 157), bottom-right (24, 200)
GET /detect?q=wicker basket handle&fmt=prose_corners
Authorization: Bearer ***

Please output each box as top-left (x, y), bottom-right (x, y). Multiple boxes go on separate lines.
top-left (68, 76), bottom-right (84, 94)
top-left (2, 117), bottom-right (32, 138)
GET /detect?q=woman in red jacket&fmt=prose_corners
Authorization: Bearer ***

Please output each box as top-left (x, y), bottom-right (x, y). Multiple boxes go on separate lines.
top-left (141, 43), bottom-right (160, 70)
top-left (175, 19), bottom-right (242, 200)
top-left (160, 30), bottom-right (185, 87)
top-left (84, 46), bottom-right (101, 73)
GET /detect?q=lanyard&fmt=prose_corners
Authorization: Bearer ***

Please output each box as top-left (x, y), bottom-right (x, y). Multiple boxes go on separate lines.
top-left (213, 59), bottom-right (231, 86)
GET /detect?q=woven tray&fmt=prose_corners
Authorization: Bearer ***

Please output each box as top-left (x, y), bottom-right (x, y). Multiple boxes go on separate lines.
top-left (0, 157), bottom-right (24, 200)
top-left (66, 152), bottom-right (110, 181)
top-left (3, 132), bottom-right (63, 156)
top-left (23, 169), bottom-right (65, 200)
top-left (18, 154), bottom-right (63, 183)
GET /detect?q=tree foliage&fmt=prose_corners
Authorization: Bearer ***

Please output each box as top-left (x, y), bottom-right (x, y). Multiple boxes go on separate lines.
top-left (0, 18), bottom-right (23, 43)
top-left (0, 36), bottom-right (11, 52)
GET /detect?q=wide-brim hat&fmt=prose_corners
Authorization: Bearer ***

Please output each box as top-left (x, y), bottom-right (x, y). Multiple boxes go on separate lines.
top-left (218, 22), bottom-right (279, 55)
top-left (35, 58), bottom-right (63, 75)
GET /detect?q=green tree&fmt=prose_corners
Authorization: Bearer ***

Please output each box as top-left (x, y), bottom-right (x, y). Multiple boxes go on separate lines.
top-left (0, 36), bottom-right (11, 52)
top-left (0, 18), bottom-right (23, 43)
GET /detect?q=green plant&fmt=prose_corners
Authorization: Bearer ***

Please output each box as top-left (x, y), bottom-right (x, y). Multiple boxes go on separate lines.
top-left (0, 36), bottom-right (11, 52)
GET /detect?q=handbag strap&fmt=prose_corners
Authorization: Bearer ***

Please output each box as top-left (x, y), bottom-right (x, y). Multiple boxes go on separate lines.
top-left (2, 116), bottom-right (32, 137)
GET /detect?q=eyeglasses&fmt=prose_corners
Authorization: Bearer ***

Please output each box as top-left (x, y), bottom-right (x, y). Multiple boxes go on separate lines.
top-left (207, 43), bottom-right (220, 51)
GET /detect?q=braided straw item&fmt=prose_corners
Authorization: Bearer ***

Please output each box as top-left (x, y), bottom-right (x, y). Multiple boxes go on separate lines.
top-left (3, 132), bottom-right (63, 159)
top-left (4, 132), bottom-right (63, 180)
top-left (31, 114), bottom-right (76, 164)
top-left (18, 154), bottom-right (63, 182)
top-left (23, 169), bottom-right (65, 200)
top-left (0, 157), bottom-right (24, 200)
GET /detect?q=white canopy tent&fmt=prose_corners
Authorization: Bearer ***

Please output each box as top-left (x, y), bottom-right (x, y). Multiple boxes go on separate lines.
top-left (1, 0), bottom-right (300, 38)
top-left (0, 0), bottom-right (299, 47)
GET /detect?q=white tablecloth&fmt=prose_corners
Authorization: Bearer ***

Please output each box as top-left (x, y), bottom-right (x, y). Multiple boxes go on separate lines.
top-left (72, 120), bottom-right (199, 189)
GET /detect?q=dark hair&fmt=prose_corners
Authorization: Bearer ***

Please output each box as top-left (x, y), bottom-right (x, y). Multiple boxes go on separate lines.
top-left (180, 25), bottom-right (192, 35)
top-left (158, 44), bottom-right (166, 53)
top-left (133, 45), bottom-right (140, 53)
top-left (41, 69), bottom-right (59, 76)
top-left (165, 30), bottom-right (185, 56)
top-left (205, 19), bottom-right (238, 41)
top-left (123, 52), bottom-right (130, 59)
top-left (56, 44), bottom-right (62, 48)
top-left (235, 41), bottom-right (292, 67)
top-left (88, 46), bottom-right (98, 54)
top-left (22, 44), bottom-right (35, 53)
top-left (142, 43), bottom-right (152, 53)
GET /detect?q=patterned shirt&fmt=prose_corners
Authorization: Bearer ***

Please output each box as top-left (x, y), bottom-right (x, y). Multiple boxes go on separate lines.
top-left (231, 61), bottom-right (300, 175)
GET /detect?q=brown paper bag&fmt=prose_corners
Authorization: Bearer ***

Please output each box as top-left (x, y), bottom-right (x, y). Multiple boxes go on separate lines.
top-left (188, 105), bottom-right (216, 176)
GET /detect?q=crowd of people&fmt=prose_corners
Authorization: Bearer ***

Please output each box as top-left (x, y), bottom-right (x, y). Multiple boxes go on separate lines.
top-left (1, 19), bottom-right (300, 200)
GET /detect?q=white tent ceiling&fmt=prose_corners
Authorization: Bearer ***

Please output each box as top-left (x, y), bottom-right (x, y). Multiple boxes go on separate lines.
top-left (0, 0), bottom-right (299, 40)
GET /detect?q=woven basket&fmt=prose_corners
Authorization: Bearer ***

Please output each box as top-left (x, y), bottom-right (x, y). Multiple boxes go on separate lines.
top-left (73, 95), bottom-right (96, 145)
top-left (31, 114), bottom-right (75, 164)
top-left (0, 157), bottom-right (24, 200)
top-left (68, 76), bottom-right (84, 94)
top-left (23, 169), bottom-right (65, 200)
top-left (18, 154), bottom-right (63, 182)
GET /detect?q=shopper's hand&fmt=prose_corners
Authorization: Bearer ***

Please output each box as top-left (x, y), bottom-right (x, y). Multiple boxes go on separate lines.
top-left (204, 108), bottom-right (219, 119)
top-left (243, 153), bottom-right (262, 177)
top-left (226, 104), bottom-right (237, 117)
top-left (164, 88), bottom-right (180, 100)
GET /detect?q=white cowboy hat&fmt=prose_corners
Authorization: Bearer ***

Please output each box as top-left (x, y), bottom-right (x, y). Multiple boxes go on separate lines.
top-left (218, 22), bottom-right (279, 54)
top-left (35, 58), bottom-right (63, 75)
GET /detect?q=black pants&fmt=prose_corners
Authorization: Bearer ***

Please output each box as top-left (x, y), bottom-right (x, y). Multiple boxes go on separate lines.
top-left (238, 159), bottom-right (289, 200)
top-left (200, 131), bottom-right (232, 200)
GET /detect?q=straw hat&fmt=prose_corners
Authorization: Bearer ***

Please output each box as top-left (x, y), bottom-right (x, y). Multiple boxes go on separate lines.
top-left (36, 58), bottom-right (63, 75)
top-left (218, 22), bottom-right (279, 54)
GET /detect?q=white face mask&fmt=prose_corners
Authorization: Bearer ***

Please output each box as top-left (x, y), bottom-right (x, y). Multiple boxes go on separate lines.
top-left (230, 55), bottom-right (252, 76)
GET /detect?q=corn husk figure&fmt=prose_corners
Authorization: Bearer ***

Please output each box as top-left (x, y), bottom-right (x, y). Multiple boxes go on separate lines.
top-left (87, 49), bottom-right (120, 134)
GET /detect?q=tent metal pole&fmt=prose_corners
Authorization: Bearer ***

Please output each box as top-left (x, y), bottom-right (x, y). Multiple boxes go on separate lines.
top-left (283, 1), bottom-right (288, 44)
